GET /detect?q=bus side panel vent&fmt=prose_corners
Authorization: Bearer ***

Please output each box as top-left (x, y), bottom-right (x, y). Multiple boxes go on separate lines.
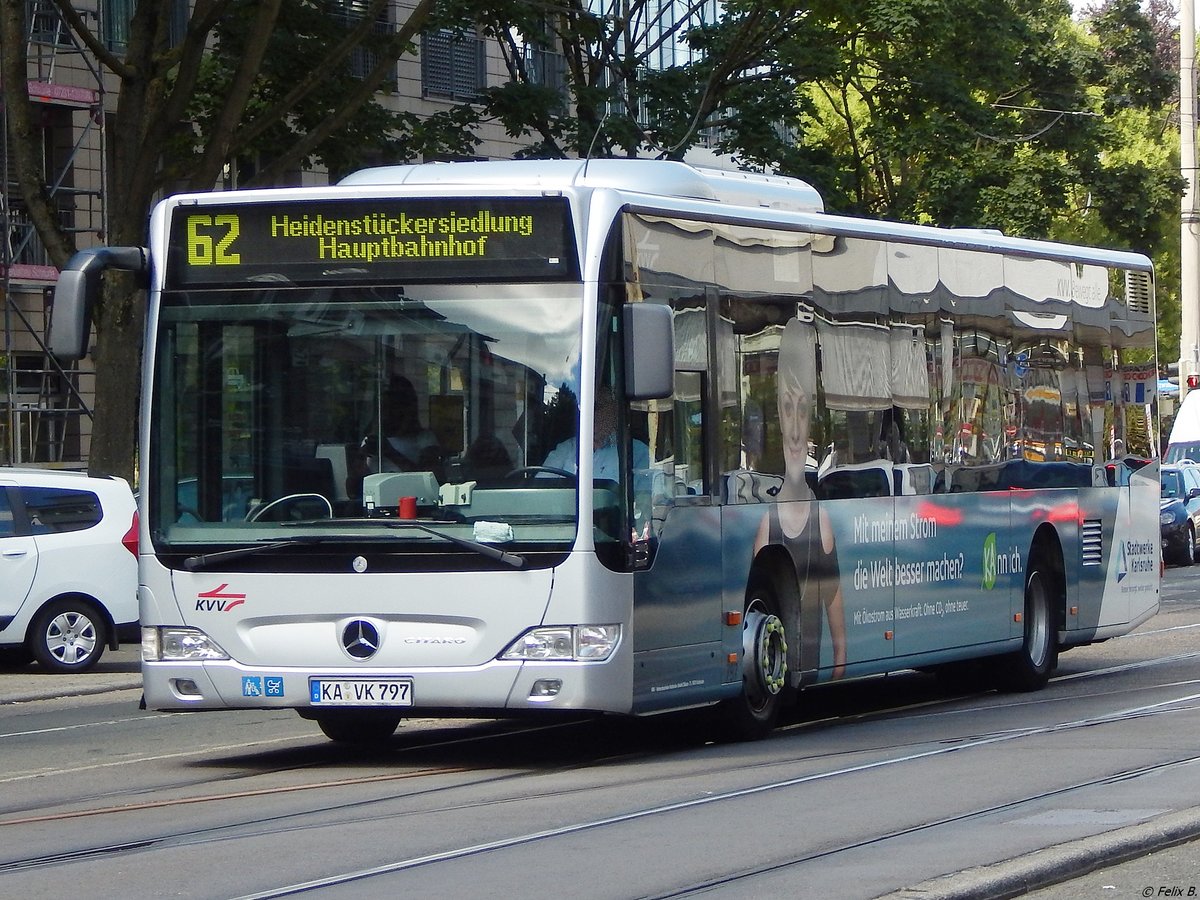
top-left (1124, 271), bottom-right (1153, 317)
top-left (1081, 519), bottom-right (1104, 566)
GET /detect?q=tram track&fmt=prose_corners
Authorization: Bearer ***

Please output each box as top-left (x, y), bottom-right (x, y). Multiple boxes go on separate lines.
top-left (2, 671), bottom-right (1198, 895)
top-left (646, 754), bottom-right (1200, 900)
top-left (2, 643), bottom-right (1200, 897)
top-left (218, 692), bottom-right (1200, 899)
top-left (0, 716), bottom-right (595, 827)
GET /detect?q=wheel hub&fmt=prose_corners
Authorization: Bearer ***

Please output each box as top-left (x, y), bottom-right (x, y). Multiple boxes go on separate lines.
top-left (742, 609), bottom-right (787, 708)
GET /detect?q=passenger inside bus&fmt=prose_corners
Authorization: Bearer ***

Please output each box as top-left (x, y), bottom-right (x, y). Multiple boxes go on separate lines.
top-left (346, 376), bottom-right (444, 499)
top-left (380, 376), bottom-right (443, 475)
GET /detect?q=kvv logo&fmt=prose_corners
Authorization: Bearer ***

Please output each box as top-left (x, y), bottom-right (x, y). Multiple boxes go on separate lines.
top-left (195, 583), bottom-right (246, 612)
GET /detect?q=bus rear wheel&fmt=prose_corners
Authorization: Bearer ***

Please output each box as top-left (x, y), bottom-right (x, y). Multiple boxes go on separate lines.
top-left (995, 564), bottom-right (1058, 692)
top-left (313, 711), bottom-right (402, 745)
top-left (718, 584), bottom-right (789, 740)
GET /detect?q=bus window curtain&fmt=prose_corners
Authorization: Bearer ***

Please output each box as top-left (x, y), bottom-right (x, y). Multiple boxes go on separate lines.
top-left (818, 320), bottom-right (890, 411)
top-left (890, 325), bottom-right (930, 410)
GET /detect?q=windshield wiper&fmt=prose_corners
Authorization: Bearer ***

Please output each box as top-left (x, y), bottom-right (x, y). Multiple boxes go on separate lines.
top-left (183, 539), bottom-right (310, 571)
top-left (181, 533), bottom-right (415, 570)
top-left (386, 521), bottom-right (526, 569)
top-left (182, 523), bottom-right (524, 570)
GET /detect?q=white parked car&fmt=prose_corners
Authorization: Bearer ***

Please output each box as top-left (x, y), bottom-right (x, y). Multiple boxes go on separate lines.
top-left (0, 468), bottom-right (138, 672)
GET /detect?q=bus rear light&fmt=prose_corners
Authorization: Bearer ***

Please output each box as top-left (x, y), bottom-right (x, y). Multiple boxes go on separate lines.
top-left (1014, 613), bottom-right (1023, 623)
top-left (725, 611), bottom-right (743, 626)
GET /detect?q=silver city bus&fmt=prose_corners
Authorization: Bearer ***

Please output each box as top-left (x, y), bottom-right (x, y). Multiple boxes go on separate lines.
top-left (51, 160), bottom-right (1160, 742)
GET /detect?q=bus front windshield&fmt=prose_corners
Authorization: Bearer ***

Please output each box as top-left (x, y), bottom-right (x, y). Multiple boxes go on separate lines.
top-left (149, 283), bottom-right (590, 567)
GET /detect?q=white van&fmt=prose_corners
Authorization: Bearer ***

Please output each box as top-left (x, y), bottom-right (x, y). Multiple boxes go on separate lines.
top-left (1167, 391), bottom-right (1200, 463)
top-left (0, 469), bottom-right (138, 672)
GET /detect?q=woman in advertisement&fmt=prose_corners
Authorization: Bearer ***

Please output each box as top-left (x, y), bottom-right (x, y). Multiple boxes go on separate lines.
top-left (754, 317), bottom-right (847, 680)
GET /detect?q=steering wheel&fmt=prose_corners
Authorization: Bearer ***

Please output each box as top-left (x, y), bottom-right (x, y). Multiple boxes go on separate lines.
top-left (504, 465), bottom-right (577, 481)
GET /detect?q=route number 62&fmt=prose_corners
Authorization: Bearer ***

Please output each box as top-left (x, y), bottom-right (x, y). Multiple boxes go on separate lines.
top-left (186, 214), bottom-right (241, 266)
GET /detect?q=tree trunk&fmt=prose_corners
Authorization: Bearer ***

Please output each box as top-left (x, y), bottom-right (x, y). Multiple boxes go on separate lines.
top-left (86, 273), bottom-right (144, 481)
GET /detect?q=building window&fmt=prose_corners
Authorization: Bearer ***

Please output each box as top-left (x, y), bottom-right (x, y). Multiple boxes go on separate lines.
top-left (333, 0), bottom-right (395, 81)
top-left (521, 42), bottom-right (566, 94)
top-left (103, 0), bottom-right (186, 53)
top-left (27, 0), bottom-right (72, 46)
top-left (421, 29), bottom-right (485, 101)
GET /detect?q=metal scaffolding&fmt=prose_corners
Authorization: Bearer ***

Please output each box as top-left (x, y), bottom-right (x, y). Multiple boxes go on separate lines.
top-left (0, 0), bottom-right (106, 467)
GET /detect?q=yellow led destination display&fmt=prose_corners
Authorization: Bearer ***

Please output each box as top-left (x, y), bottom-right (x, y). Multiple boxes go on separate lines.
top-left (166, 197), bottom-right (577, 287)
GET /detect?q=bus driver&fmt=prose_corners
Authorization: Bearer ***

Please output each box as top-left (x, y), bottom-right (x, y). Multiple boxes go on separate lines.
top-left (542, 388), bottom-right (649, 480)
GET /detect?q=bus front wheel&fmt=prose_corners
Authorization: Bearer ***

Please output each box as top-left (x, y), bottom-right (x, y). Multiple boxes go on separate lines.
top-left (313, 711), bottom-right (402, 745)
top-left (995, 564), bottom-right (1058, 692)
top-left (717, 584), bottom-right (789, 740)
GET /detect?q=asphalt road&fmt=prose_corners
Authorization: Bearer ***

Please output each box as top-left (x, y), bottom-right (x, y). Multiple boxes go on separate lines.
top-left (2, 566), bottom-right (1200, 898)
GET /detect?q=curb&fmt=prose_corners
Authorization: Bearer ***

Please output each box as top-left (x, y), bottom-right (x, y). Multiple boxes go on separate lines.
top-left (0, 677), bottom-right (142, 706)
top-left (880, 807), bottom-right (1200, 899)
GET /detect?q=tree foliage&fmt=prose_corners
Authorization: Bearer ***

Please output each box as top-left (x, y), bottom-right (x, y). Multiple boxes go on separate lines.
top-left (457, 0), bottom-right (839, 163)
top-left (2, 0), bottom-right (1185, 475)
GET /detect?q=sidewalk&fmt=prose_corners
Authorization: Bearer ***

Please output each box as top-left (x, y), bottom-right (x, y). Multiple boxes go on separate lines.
top-left (884, 808), bottom-right (1200, 899)
top-left (0, 645), bottom-right (142, 705)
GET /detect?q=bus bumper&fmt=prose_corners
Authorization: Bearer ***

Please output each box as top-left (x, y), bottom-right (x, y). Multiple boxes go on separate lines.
top-left (142, 655), bottom-right (634, 715)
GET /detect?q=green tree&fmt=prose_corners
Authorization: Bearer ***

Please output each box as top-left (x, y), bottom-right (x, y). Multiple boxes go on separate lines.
top-left (462, 0), bottom-right (838, 163)
top-left (0, 0), bottom-right (439, 479)
top-left (1066, 0), bottom-right (1182, 366)
top-left (791, 0), bottom-right (1099, 230)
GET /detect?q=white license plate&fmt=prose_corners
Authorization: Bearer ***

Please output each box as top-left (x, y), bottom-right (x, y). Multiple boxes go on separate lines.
top-left (309, 678), bottom-right (413, 706)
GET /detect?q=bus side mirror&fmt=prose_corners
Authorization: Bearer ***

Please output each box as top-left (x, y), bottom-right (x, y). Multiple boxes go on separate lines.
top-left (49, 247), bottom-right (148, 361)
top-left (623, 303), bottom-right (674, 401)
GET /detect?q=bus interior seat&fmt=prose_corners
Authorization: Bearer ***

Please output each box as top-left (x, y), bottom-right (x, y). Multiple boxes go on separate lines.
top-left (315, 444), bottom-right (351, 501)
top-left (282, 452), bottom-right (337, 502)
top-left (724, 469), bottom-right (784, 503)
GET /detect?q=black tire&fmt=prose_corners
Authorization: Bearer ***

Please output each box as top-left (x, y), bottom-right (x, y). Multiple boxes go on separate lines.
top-left (29, 598), bottom-right (107, 673)
top-left (1167, 534), bottom-right (1188, 567)
top-left (716, 579), bottom-right (790, 740)
top-left (314, 711), bottom-right (402, 744)
top-left (0, 646), bottom-right (33, 669)
top-left (995, 564), bottom-right (1058, 692)
top-left (1190, 525), bottom-right (1199, 566)
top-left (931, 659), bottom-right (991, 694)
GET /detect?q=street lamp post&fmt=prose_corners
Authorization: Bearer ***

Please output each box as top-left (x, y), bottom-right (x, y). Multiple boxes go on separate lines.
top-left (1182, 0), bottom-right (1199, 397)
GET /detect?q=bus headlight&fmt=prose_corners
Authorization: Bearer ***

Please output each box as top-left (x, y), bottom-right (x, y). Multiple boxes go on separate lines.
top-left (142, 626), bottom-right (230, 662)
top-left (500, 625), bottom-right (621, 662)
